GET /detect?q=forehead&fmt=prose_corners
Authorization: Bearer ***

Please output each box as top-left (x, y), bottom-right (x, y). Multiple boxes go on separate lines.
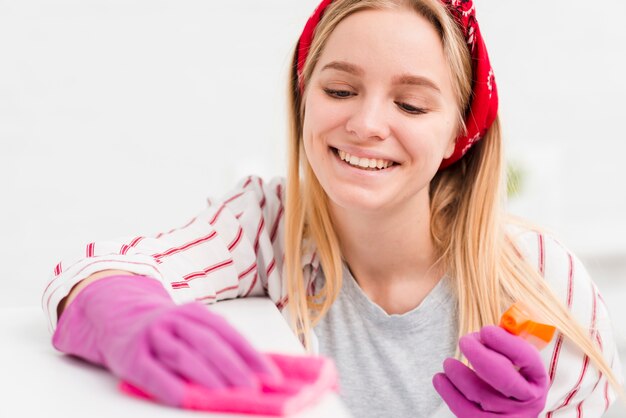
top-left (314, 7), bottom-right (452, 91)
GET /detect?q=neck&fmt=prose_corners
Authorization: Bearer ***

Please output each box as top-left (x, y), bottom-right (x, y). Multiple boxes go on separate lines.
top-left (329, 188), bottom-right (442, 290)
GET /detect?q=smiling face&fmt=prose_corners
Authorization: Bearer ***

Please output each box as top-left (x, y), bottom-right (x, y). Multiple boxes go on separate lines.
top-left (302, 6), bottom-right (461, 215)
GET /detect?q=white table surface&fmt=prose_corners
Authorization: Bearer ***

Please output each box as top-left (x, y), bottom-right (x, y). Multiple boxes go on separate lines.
top-left (0, 298), bottom-right (352, 418)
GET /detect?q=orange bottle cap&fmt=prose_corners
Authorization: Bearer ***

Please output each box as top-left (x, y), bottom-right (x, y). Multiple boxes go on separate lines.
top-left (499, 302), bottom-right (556, 350)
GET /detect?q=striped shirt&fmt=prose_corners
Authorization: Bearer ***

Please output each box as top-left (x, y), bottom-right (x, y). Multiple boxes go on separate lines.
top-left (42, 174), bottom-right (623, 417)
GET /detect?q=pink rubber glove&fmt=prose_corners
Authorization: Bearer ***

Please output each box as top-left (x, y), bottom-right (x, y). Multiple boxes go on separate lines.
top-left (432, 325), bottom-right (549, 418)
top-left (52, 274), bottom-right (282, 407)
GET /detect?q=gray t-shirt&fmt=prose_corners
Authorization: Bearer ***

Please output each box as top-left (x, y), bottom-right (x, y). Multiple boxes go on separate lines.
top-left (313, 263), bottom-right (458, 418)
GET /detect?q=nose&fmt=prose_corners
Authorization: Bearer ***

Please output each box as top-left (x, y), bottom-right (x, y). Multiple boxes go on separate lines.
top-left (345, 96), bottom-right (391, 141)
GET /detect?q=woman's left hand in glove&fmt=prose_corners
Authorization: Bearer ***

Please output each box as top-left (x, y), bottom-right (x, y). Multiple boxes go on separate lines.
top-left (433, 325), bottom-right (549, 418)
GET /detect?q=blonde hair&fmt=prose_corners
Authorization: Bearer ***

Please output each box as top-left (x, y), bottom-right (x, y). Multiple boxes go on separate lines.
top-left (284, 0), bottom-right (623, 395)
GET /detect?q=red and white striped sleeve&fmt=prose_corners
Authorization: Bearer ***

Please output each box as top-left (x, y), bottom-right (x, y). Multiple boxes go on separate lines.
top-left (513, 229), bottom-right (624, 417)
top-left (41, 175), bottom-right (290, 333)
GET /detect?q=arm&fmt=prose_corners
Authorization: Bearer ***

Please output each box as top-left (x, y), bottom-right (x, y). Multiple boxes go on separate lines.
top-left (44, 175), bottom-right (288, 332)
top-left (520, 232), bottom-right (623, 416)
top-left (540, 243), bottom-right (623, 416)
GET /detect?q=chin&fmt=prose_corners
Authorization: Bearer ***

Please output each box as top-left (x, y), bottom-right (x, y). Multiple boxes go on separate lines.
top-left (324, 185), bottom-right (394, 213)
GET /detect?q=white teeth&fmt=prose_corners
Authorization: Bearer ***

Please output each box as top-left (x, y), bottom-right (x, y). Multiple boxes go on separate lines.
top-left (337, 149), bottom-right (394, 170)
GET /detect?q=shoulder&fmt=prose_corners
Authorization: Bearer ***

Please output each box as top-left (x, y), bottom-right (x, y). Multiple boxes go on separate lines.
top-left (212, 175), bottom-right (287, 230)
top-left (506, 223), bottom-right (597, 325)
top-left (506, 227), bottom-right (624, 413)
top-left (218, 175), bottom-right (286, 205)
top-left (507, 224), bottom-right (569, 279)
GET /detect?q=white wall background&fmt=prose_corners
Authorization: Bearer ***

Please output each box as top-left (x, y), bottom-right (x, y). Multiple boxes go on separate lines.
top-left (1, 0), bottom-right (625, 415)
top-left (2, 0), bottom-right (625, 304)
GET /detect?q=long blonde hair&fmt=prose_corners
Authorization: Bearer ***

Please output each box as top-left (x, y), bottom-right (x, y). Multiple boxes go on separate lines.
top-left (283, 0), bottom-right (623, 393)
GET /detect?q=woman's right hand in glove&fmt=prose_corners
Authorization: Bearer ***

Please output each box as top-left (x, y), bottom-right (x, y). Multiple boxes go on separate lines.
top-left (52, 274), bottom-right (282, 406)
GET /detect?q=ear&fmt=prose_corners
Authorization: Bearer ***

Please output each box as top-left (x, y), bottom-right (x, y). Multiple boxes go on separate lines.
top-left (443, 136), bottom-right (456, 159)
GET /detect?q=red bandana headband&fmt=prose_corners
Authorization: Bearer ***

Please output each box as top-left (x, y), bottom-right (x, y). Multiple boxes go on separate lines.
top-left (296, 0), bottom-right (498, 169)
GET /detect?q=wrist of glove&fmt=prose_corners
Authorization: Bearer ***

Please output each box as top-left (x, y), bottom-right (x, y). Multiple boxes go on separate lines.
top-left (53, 275), bottom-right (173, 365)
top-left (433, 325), bottom-right (549, 418)
top-left (53, 275), bottom-right (282, 406)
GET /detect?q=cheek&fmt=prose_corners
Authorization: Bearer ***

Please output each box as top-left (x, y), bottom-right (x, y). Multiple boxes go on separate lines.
top-left (405, 139), bottom-right (442, 171)
top-left (429, 114), bottom-right (458, 158)
top-left (303, 89), bottom-right (346, 138)
top-left (301, 97), bottom-right (317, 159)
top-left (302, 95), bottom-right (329, 164)
top-left (403, 119), bottom-right (455, 160)
top-left (302, 93), bottom-right (345, 163)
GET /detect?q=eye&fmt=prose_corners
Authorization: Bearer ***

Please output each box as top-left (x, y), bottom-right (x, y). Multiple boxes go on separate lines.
top-left (396, 102), bottom-right (427, 115)
top-left (324, 88), bottom-right (355, 99)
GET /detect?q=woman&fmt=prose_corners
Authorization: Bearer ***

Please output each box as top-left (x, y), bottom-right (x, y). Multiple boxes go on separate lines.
top-left (44, 0), bottom-right (623, 416)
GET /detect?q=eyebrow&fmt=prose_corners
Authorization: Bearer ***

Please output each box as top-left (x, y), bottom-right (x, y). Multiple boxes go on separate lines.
top-left (321, 60), bottom-right (441, 93)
